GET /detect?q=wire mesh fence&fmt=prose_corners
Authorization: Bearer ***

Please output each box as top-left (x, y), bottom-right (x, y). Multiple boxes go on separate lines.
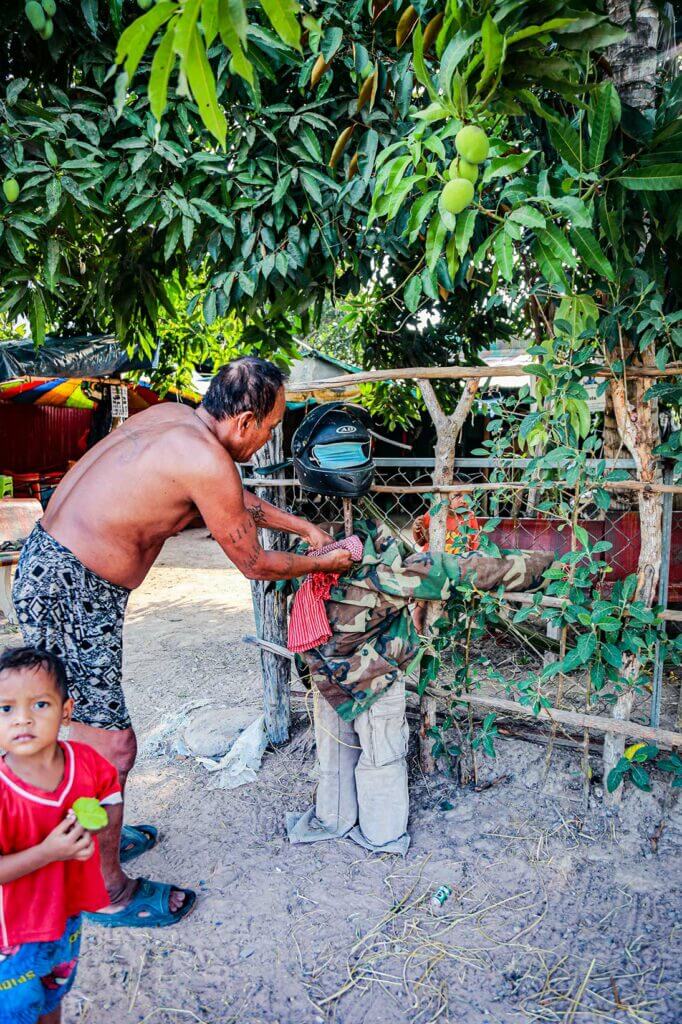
top-left (243, 457), bottom-right (679, 736)
top-left (287, 458), bottom-right (658, 588)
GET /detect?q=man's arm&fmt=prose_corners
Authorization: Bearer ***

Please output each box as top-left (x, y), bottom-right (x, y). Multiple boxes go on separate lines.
top-left (188, 447), bottom-right (351, 581)
top-left (243, 491), bottom-right (332, 549)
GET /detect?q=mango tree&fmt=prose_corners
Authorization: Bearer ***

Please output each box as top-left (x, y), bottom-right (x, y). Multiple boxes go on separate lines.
top-left (0, 0), bottom-right (411, 356)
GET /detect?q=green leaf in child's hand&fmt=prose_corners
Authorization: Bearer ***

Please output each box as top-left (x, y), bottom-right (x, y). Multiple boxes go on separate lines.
top-left (72, 797), bottom-right (108, 831)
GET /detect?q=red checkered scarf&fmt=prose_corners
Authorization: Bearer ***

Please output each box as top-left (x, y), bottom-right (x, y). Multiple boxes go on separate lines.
top-left (287, 536), bottom-right (363, 653)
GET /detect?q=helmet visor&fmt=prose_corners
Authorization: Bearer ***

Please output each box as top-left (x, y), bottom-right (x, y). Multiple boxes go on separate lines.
top-left (311, 442), bottom-right (370, 469)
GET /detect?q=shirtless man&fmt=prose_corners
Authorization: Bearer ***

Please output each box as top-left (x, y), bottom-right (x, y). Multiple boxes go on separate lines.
top-left (12, 357), bottom-right (353, 928)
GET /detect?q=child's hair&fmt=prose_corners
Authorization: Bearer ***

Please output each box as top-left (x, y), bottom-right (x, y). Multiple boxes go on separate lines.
top-left (0, 647), bottom-right (69, 702)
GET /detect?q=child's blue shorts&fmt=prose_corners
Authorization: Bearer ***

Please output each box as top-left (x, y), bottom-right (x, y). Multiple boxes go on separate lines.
top-left (0, 914), bottom-right (82, 1024)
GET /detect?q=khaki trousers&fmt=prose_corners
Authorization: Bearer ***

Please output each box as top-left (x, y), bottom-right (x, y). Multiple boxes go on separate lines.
top-left (287, 680), bottom-right (410, 855)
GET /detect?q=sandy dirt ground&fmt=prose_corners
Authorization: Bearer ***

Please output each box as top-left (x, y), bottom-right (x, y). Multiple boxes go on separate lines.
top-left (2, 528), bottom-right (680, 1024)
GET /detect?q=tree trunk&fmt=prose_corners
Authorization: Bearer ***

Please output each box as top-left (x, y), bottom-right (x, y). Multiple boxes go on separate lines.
top-left (249, 426), bottom-right (292, 745)
top-left (602, 344), bottom-right (662, 803)
top-left (605, 0), bottom-right (660, 109)
top-left (417, 380), bottom-right (479, 774)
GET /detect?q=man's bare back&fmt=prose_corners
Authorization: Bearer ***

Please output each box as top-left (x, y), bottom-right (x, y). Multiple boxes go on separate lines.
top-left (42, 404), bottom-right (234, 588)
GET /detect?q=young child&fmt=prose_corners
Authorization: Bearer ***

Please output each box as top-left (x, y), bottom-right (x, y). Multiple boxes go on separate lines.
top-left (0, 646), bottom-right (121, 1024)
top-left (412, 489), bottom-right (480, 556)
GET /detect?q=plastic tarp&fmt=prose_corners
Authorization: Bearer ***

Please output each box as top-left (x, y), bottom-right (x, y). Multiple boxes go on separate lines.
top-left (0, 334), bottom-right (151, 383)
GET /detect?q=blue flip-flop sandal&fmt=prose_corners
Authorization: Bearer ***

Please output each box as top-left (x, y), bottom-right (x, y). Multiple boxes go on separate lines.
top-left (85, 878), bottom-right (197, 929)
top-left (119, 824), bottom-right (159, 864)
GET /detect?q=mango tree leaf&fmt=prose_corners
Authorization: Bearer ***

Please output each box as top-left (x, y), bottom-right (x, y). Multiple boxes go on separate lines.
top-left (406, 189), bottom-right (439, 243)
top-left (545, 195), bottom-right (592, 227)
top-left (549, 117), bottom-right (583, 171)
top-left (425, 212), bottom-right (447, 272)
top-left (455, 208), bottom-right (477, 259)
top-left (617, 164), bottom-right (682, 190)
top-left (493, 229), bottom-right (513, 281)
top-left (439, 31), bottom-right (478, 97)
top-left (149, 20), bottom-right (177, 121)
top-left (30, 289), bottom-right (46, 346)
top-left (321, 25), bottom-right (343, 62)
top-left (4, 228), bottom-right (25, 263)
top-left (533, 233), bottom-right (568, 289)
top-left (81, 0), bottom-right (99, 37)
top-left (559, 23), bottom-right (626, 50)
top-left (218, 0), bottom-right (253, 85)
top-left (192, 198), bottom-right (232, 225)
top-left (588, 83), bottom-right (613, 169)
top-left (184, 25), bottom-right (227, 148)
top-left (173, 0), bottom-right (201, 58)
top-left (571, 227), bottom-right (615, 281)
top-left (412, 23), bottom-right (438, 101)
top-left (445, 233), bottom-right (458, 280)
top-left (202, 0), bottom-right (219, 46)
top-left (477, 14), bottom-right (505, 93)
top-left (298, 124), bottom-right (323, 162)
top-left (404, 274), bottom-right (422, 313)
top-left (45, 177), bottom-right (62, 217)
top-left (541, 223), bottom-right (577, 267)
top-left (481, 150), bottom-right (537, 183)
top-left (358, 128), bottom-right (379, 183)
top-left (44, 237), bottom-right (60, 290)
top-left (109, 0), bottom-right (123, 33)
top-left (507, 18), bottom-right (576, 45)
top-left (259, 0), bottom-right (301, 50)
top-left (508, 204), bottom-right (546, 229)
top-left (203, 288), bottom-right (217, 324)
top-left (163, 219), bottom-right (182, 260)
top-left (116, 2), bottom-right (177, 80)
top-left (300, 169), bottom-right (323, 204)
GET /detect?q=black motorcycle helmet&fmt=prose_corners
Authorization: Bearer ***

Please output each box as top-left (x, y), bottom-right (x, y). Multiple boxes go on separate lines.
top-left (292, 402), bottom-right (375, 498)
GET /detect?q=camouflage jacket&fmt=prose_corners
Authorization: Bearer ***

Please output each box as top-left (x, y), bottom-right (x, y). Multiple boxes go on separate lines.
top-left (293, 519), bottom-right (553, 722)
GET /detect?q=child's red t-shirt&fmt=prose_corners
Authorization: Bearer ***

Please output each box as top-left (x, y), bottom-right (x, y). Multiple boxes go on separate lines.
top-left (420, 511), bottom-right (480, 554)
top-left (0, 740), bottom-right (121, 945)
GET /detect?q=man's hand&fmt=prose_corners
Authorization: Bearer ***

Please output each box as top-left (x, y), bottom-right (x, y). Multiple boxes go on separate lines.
top-left (314, 548), bottom-right (355, 574)
top-left (300, 523), bottom-right (334, 550)
top-left (41, 812), bottom-right (95, 864)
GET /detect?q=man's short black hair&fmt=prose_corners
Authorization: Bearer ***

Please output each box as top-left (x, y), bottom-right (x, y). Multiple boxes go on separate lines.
top-left (0, 647), bottom-right (69, 702)
top-left (201, 357), bottom-right (287, 424)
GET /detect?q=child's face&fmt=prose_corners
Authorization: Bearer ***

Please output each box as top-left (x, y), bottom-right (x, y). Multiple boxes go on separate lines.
top-left (0, 666), bottom-right (73, 757)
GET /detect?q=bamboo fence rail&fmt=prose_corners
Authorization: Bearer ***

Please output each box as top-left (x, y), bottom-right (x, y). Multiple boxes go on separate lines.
top-left (286, 363), bottom-right (682, 391)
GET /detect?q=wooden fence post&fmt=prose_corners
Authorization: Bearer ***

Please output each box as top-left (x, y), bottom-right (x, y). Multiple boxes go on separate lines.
top-left (417, 379), bottom-right (480, 774)
top-left (249, 426), bottom-right (291, 745)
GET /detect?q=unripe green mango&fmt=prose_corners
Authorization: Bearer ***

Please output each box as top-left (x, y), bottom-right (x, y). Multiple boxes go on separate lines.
top-left (455, 125), bottom-right (489, 164)
top-left (3, 178), bottom-right (20, 203)
top-left (441, 178), bottom-right (474, 215)
top-left (25, 1), bottom-right (46, 30)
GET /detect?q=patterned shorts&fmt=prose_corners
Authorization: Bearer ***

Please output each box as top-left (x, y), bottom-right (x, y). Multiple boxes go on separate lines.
top-left (0, 915), bottom-right (82, 1024)
top-left (12, 523), bottom-right (131, 730)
